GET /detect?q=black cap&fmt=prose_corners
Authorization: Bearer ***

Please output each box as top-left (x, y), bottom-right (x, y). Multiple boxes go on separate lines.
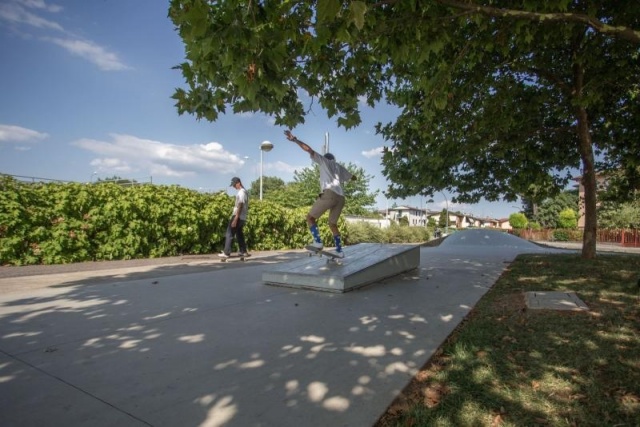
top-left (324, 153), bottom-right (335, 160)
top-left (230, 177), bottom-right (241, 186)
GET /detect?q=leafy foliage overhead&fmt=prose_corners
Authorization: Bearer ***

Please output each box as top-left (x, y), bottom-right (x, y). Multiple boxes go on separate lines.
top-left (169, 0), bottom-right (638, 196)
top-left (169, 0), bottom-right (640, 258)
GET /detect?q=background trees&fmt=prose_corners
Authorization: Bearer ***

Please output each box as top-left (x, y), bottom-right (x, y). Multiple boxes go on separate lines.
top-left (438, 208), bottom-right (449, 229)
top-left (169, 1), bottom-right (639, 258)
top-left (525, 191), bottom-right (579, 229)
top-left (252, 163), bottom-right (378, 215)
top-left (248, 176), bottom-right (286, 201)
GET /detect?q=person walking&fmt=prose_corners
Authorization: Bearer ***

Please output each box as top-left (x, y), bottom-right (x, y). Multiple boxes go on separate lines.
top-left (219, 176), bottom-right (249, 259)
top-left (284, 130), bottom-right (356, 258)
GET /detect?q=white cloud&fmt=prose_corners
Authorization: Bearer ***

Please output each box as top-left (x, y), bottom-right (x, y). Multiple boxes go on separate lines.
top-left (0, 124), bottom-right (49, 142)
top-left (47, 37), bottom-right (130, 71)
top-left (0, 1), bottom-right (130, 71)
top-left (0, 1), bottom-right (63, 31)
top-left (19, 0), bottom-right (63, 13)
top-left (74, 134), bottom-right (246, 178)
top-left (361, 147), bottom-right (384, 158)
top-left (89, 158), bottom-right (132, 174)
top-left (266, 160), bottom-right (304, 175)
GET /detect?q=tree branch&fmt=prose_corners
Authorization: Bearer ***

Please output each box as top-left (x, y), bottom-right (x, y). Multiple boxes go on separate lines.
top-left (436, 0), bottom-right (640, 44)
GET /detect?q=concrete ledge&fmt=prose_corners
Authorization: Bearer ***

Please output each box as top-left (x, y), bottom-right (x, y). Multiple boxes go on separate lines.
top-left (525, 291), bottom-right (589, 311)
top-left (262, 243), bottom-right (420, 293)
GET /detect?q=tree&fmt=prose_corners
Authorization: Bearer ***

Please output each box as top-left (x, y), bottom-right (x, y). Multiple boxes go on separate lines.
top-left (598, 200), bottom-right (640, 229)
top-left (248, 176), bottom-right (286, 200)
top-left (438, 209), bottom-right (449, 228)
top-left (533, 191), bottom-right (579, 229)
top-left (509, 213), bottom-right (528, 230)
top-left (169, 1), bottom-right (640, 259)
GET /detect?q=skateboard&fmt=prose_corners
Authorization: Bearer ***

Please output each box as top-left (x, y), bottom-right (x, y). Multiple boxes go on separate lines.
top-left (305, 245), bottom-right (344, 264)
top-left (218, 254), bottom-right (248, 263)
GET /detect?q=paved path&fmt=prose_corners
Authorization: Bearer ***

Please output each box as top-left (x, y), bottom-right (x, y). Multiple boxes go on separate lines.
top-left (0, 232), bottom-right (632, 427)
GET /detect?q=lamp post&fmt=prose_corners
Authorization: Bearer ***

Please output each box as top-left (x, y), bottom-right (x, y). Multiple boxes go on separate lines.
top-left (259, 140), bottom-right (274, 200)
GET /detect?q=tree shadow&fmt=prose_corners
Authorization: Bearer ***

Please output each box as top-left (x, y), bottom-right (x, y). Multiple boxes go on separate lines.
top-left (0, 244), bottom-right (564, 426)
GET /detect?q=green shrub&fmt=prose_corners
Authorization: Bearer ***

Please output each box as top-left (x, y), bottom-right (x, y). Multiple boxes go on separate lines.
top-left (0, 177), bottom-right (428, 265)
top-left (509, 212), bottom-right (528, 229)
top-left (344, 221), bottom-right (386, 244)
top-left (529, 221), bottom-right (542, 231)
top-left (386, 223), bottom-right (430, 243)
top-left (552, 230), bottom-right (569, 241)
top-left (558, 208), bottom-right (578, 229)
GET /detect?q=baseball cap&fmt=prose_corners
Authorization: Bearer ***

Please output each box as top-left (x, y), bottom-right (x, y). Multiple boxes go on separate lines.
top-left (324, 153), bottom-right (335, 160)
top-left (230, 177), bottom-right (241, 186)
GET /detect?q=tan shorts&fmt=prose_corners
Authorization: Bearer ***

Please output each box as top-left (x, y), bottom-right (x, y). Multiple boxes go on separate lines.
top-left (309, 190), bottom-right (345, 225)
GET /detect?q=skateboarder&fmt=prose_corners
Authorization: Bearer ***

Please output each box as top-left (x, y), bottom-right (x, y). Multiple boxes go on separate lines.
top-left (219, 176), bottom-right (249, 259)
top-left (285, 130), bottom-right (356, 258)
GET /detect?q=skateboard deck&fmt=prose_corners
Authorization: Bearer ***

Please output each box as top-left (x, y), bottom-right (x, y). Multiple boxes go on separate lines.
top-left (305, 245), bottom-right (344, 263)
top-left (218, 254), bottom-right (248, 263)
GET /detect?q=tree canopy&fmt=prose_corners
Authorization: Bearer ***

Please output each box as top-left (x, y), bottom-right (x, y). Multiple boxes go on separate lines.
top-left (248, 176), bottom-right (286, 200)
top-left (169, 1), bottom-right (640, 258)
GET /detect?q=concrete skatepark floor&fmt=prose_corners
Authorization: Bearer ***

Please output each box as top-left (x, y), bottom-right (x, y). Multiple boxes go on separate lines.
top-left (2, 232), bottom-right (632, 426)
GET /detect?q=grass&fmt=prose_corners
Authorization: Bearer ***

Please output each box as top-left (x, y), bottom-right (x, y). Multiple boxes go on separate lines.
top-left (375, 254), bottom-right (640, 427)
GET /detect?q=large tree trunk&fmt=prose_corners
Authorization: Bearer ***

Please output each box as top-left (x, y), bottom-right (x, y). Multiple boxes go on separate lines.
top-left (573, 61), bottom-right (597, 259)
top-left (576, 106), bottom-right (597, 259)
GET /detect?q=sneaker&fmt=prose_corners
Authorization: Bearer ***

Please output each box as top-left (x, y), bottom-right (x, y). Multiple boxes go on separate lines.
top-left (309, 241), bottom-right (324, 251)
top-left (239, 252), bottom-right (251, 257)
top-left (218, 252), bottom-right (229, 259)
top-left (329, 249), bottom-right (345, 259)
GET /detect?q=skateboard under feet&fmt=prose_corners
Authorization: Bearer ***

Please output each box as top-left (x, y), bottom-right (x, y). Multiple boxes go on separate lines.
top-left (305, 245), bottom-right (344, 264)
top-left (218, 254), bottom-right (247, 263)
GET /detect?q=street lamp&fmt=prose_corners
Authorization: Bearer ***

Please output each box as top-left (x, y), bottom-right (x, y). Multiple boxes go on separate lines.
top-left (259, 140), bottom-right (274, 200)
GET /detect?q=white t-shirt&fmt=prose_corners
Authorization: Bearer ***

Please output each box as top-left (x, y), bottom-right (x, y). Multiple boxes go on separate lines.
top-left (311, 152), bottom-right (353, 197)
top-left (232, 188), bottom-right (249, 220)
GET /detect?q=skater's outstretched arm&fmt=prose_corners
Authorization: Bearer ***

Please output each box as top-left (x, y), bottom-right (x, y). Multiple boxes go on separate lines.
top-left (284, 130), bottom-right (316, 157)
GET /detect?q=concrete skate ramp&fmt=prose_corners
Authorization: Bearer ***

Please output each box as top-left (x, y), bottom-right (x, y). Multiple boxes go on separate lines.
top-left (262, 243), bottom-right (420, 292)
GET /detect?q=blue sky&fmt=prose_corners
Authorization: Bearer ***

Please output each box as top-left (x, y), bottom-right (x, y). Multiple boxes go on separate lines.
top-left (0, 0), bottom-right (520, 219)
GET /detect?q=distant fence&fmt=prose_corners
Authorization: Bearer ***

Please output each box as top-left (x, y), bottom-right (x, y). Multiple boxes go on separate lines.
top-left (513, 228), bottom-right (640, 247)
top-left (1, 173), bottom-right (152, 187)
top-left (2, 173), bottom-right (73, 184)
top-left (597, 229), bottom-right (640, 247)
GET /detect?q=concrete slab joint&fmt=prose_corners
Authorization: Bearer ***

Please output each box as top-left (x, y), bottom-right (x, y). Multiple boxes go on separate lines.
top-left (262, 243), bottom-right (421, 293)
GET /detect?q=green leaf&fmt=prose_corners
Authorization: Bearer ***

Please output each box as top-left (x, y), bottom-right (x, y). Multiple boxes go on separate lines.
top-left (350, 1), bottom-right (367, 30)
top-left (317, 0), bottom-right (341, 25)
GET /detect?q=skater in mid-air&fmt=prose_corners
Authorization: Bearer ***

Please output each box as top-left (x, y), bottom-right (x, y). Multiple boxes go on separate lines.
top-left (284, 130), bottom-right (357, 258)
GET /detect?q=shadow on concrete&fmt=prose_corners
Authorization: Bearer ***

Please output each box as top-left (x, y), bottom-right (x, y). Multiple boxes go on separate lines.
top-left (0, 231), bottom-right (588, 426)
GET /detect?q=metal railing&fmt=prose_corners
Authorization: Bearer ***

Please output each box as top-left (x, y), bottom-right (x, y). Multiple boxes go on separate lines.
top-left (1, 173), bottom-right (152, 186)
